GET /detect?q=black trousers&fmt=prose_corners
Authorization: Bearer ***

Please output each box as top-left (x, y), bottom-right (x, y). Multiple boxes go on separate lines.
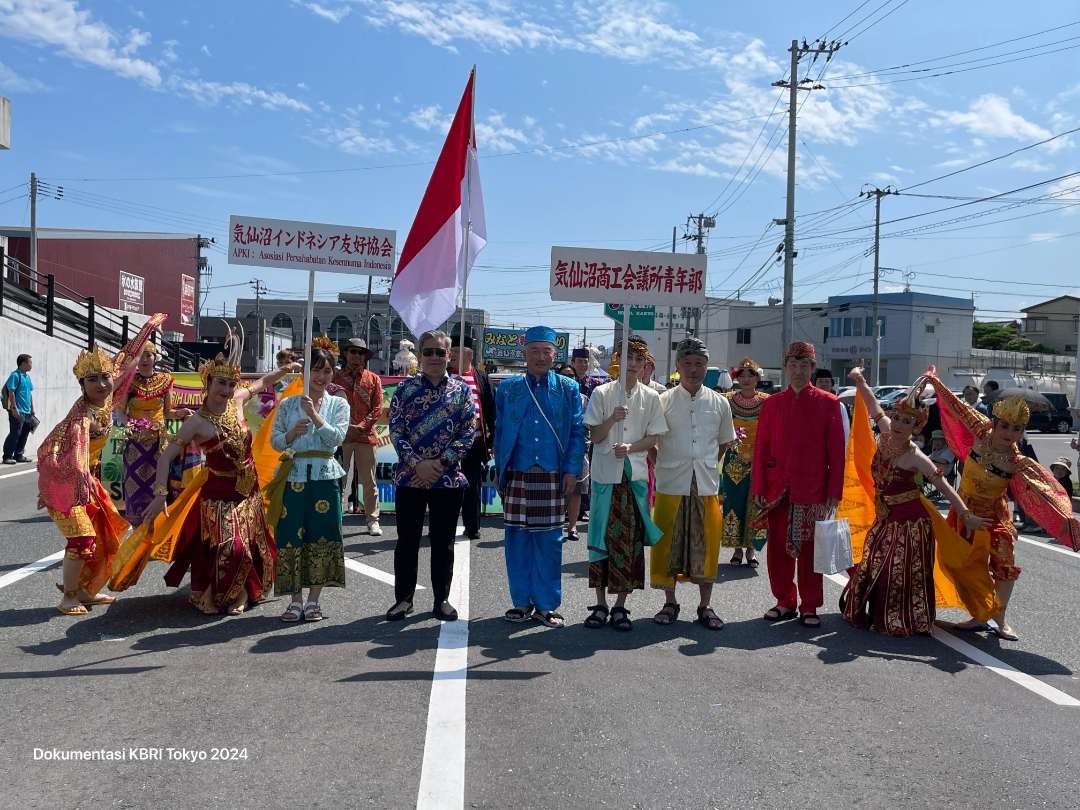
top-left (394, 486), bottom-right (464, 604)
top-left (460, 442), bottom-right (486, 536)
top-left (3, 412), bottom-right (31, 460)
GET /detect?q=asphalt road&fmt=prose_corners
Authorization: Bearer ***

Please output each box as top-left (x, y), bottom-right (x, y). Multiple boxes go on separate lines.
top-left (2, 464), bottom-right (1079, 810)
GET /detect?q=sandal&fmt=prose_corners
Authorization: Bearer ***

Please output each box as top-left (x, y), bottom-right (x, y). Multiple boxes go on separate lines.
top-left (764, 606), bottom-right (797, 621)
top-left (990, 624), bottom-right (1019, 641)
top-left (798, 613), bottom-right (821, 628)
top-left (56, 601), bottom-right (89, 616)
top-left (746, 554), bottom-right (759, 568)
top-left (653, 602), bottom-right (680, 625)
top-left (280, 601), bottom-right (304, 623)
top-left (609, 606), bottom-right (633, 632)
top-left (534, 610), bottom-right (564, 628)
top-left (729, 549), bottom-right (744, 566)
top-left (503, 606), bottom-right (534, 623)
top-left (584, 604), bottom-right (609, 628)
top-left (566, 529), bottom-right (579, 542)
top-left (54, 583), bottom-right (116, 606)
top-left (303, 602), bottom-right (324, 622)
top-left (696, 605), bottom-right (724, 631)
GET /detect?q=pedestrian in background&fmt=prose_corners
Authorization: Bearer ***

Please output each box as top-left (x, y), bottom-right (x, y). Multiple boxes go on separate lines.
top-left (335, 337), bottom-right (384, 535)
top-left (3, 353), bottom-right (35, 464)
top-left (448, 336), bottom-right (495, 540)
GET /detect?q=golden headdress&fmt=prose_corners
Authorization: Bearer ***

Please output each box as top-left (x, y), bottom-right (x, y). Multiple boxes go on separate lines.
top-left (310, 334), bottom-right (340, 357)
top-left (889, 389), bottom-right (929, 432)
top-left (198, 320), bottom-right (244, 387)
top-left (992, 395), bottom-right (1030, 426)
top-left (731, 356), bottom-right (761, 377)
top-left (73, 344), bottom-right (115, 379)
top-left (141, 341), bottom-right (160, 357)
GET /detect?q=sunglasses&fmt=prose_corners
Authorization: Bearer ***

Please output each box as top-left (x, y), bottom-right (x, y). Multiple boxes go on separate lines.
top-left (422, 347), bottom-right (448, 358)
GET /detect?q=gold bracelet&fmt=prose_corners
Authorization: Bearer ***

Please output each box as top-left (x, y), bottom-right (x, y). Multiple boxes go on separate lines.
top-left (152, 483), bottom-right (168, 497)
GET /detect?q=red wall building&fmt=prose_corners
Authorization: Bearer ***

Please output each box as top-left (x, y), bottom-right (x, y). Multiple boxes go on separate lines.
top-left (1, 227), bottom-right (200, 339)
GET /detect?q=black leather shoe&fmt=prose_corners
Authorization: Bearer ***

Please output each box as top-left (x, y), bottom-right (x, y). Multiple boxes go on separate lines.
top-left (385, 601), bottom-right (413, 621)
top-left (466, 531), bottom-right (480, 540)
top-left (433, 601), bottom-right (458, 621)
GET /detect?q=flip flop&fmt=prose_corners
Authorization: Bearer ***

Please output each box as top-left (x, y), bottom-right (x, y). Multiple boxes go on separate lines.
top-left (54, 583), bottom-right (116, 606)
top-left (503, 606), bottom-right (534, 623)
top-left (798, 613), bottom-right (822, 628)
top-left (56, 603), bottom-right (89, 616)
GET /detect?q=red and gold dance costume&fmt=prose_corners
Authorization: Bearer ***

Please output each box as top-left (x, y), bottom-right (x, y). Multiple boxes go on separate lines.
top-left (751, 342), bottom-right (846, 613)
top-left (161, 359), bottom-right (275, 613)
top-left (37, 317), bottom-right (165, 596)
top-left (122, 368), bottom-right (174, 526)
top-left (929, 377), bottom-right (1080, 590)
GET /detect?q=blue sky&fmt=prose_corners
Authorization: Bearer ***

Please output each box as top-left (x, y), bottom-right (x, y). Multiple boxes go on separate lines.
top-left (0, 0), bottom-right (1078, 348)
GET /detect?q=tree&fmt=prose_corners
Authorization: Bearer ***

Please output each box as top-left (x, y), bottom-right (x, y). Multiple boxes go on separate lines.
top-left (972, 321), bottom-right (1054, 353)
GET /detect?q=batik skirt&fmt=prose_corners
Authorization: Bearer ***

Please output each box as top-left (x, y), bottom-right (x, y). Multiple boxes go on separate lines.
top-left (273, 479), bottom-right (346, 594)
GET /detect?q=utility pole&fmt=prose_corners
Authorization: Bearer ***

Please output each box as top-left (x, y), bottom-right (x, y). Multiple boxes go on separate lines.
top-left (684, 213), bottom-right (714, 337)
top-left (195, 235), bottom-right (213, 341)
top-left (772, 37), bottom-right (842, 366)
top-left (861, 185), bottom-right (897, 386)
top-left (250, 278), bottom-right (268, 361)
top-left (29, 172), bottom-right (37, 282)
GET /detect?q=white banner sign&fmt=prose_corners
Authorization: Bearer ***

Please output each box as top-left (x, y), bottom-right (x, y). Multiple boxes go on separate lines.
top-left (549, 246), bottom-right (706, 306)
top-left (118, 270), bottom-right (144, 314)
top-left (228, 215), bottom-right (396, 276)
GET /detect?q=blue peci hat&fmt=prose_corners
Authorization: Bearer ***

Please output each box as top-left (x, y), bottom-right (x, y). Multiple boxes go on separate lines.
top-left (524, 325), bottom-right (557, 346)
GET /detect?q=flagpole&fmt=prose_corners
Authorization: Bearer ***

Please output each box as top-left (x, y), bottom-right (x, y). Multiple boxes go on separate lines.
top-left (617, 300), bottom-right (630, 445)
top-left (458, 66), bottom-right (476, 368)
top-left (304, 268), bottom-right (315, 396)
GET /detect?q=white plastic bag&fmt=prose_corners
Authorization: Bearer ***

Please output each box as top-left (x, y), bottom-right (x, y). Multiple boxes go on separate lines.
top-left (813, 518), bottom-right (853, 574)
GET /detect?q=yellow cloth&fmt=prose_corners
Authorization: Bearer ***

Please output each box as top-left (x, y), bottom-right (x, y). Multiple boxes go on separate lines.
top-left (919, 497), bottom-right (999, 621)
top-left (252, 376), bottom-right (305, 504)
top-left (263, 449), bottom-right (334, 528)
top-left (838, 393), bottom-right (877, 564)
top-left (649, 491), bottom-right (722, 588)
top-left (837, 392), bottom-right (999, 618)
top-left (109, 467), bottom-right (209, 591)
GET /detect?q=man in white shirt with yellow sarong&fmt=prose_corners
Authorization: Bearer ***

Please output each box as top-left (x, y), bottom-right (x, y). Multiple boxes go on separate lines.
top-left (651, 337), bottom-right (736, 630)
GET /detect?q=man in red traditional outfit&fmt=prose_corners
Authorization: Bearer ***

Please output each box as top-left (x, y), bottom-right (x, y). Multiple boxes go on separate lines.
top-left (752, 341), bottom-right (846, 628)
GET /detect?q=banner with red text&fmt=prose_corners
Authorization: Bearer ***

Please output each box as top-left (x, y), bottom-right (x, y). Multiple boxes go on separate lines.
top-left (549, 246), bottom-right (706, 306)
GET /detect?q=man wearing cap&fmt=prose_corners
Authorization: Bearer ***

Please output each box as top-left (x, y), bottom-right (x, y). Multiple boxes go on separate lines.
top-left (582, 336), bottom-right (668, 632)
top-left (570, 346), bottom-right (609, 400)
top-left (752, 341), bottom-right (846, 628)
top-left (448, 336), bottom-right (496, 540)
top-left (650, 337), bottom-right (734, 630)
top-left (334, 337), bottom-right (384, 535)
top-left (494, 326), bottom-right (585, 627)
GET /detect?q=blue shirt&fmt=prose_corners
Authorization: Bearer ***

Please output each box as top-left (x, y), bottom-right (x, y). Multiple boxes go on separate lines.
top-left (509, 373), bottom-right (563, 473)
top-left (389, 372), bottom-right (476, 489)
top-left (4, 370), bottom-right (32, 414)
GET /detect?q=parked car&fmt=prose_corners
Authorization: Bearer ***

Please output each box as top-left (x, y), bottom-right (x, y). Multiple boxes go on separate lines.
top-left (873, 385), bottom-right (907, 400)
top-left (1027, 393), bottom-right (1075, 434)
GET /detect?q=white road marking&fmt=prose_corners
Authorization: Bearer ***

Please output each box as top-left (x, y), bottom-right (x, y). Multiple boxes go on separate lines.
top-left (1017, 534), bottom-right (1080, 558)
top-left (823, 572), bottom-right (1080, 707)
top-left (0, 467), bottom-right (36, 481)
top-left (0, 551), bottom-right (64, 590)
top-left (344, 558), bottom-right (425, 590)
top-left (416, 537), bottom-right (470, 810)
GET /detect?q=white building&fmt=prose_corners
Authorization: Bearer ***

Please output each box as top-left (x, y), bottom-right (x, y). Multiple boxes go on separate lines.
top-left (822, 291), bottom-right (975, 385)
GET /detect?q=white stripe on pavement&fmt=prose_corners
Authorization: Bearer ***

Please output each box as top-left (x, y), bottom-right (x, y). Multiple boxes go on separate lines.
top-left (823, 572), bottom-right (1080, 707)
top-left (931, 626), bottom-right (1080, 707)
top-left (344, 558), bottom-right (425, 590)
top-left (0, 551), bottom-right (63, 590)
top-left (0, 466), bottom-right (36, 480)
top-left (1017, 534), bottom-right (1080, 559)
top-left (416, 537), bottom-right (470, 810)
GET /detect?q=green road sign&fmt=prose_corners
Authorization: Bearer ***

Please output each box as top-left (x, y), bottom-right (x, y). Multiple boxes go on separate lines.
top-left (604, 303), bottom-right (656, 330)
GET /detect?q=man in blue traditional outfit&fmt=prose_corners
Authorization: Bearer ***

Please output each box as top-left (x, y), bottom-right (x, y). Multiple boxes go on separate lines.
top-left (494, 325), bottom-right (585, 628)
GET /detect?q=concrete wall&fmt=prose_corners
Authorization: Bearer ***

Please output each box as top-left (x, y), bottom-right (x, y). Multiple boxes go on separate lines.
top-left (1, 317), bottom-right (86, 458)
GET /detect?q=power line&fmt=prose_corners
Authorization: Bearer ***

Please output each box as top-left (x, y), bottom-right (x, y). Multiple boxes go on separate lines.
top-left (841, 0), bottom-right (912, 42)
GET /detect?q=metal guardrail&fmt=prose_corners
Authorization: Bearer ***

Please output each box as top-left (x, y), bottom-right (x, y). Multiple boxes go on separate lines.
top-left (0, 253), bottom-right (200, 370)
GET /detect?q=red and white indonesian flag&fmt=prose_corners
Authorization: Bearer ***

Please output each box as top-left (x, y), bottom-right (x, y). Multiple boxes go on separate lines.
top-left (390, 70), bottom-right (486, 337)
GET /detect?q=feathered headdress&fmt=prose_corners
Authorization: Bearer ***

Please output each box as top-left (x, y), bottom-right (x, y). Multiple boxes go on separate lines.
top-left (73, 345), bottom-right (115, 379)
top-left (992, 395), bottom-right (1030, 426)
top-left (199, 320), bottom-right (244, 387)
top-left (310, 335), bottom-right (340, 357)
top-left (889, 389), bottom-right (929, 432)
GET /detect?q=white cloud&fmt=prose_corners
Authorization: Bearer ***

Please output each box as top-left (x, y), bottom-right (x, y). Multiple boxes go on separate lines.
top-left (0, 0), bottom-right (161, 86)
top-left (408, 103), bottom-right (539, 151)
top-left (0, 59), bottom-right (47, 92)
top-left (200, 43), bottom-right (212, 57)
top-left (934, 158), bottom-right (970, 169)
top-left (317, 125), bottom-right (396, 155)
top-left (869, 171), bottom-right (899, 185)
top-left (176, 183), bottom-right (249, 201)
top-left (1011, 157), bottom-right (1052, 172)
top-left (1029, 232), bottom-right (1061, 242)
top-left (169, 76), bottom-right (311, 112)
top-left (930, 94), bottom-right (1053, 146)
top-left (300, 2), bottom-right (351, 23)
top-left (160, 38), bottom-right (179, 63)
